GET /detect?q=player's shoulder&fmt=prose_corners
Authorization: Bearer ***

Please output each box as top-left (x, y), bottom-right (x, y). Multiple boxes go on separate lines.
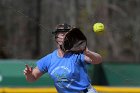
top-left (38, 50), bottom-right (55, 60)
top-left (43, 49), bottom-right (58, 59)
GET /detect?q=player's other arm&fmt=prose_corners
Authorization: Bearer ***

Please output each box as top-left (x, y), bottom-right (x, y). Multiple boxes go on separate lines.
top-left (84, 48), bottom-right (102, 64)
top-left (24, 64), bottom-right (43, 82)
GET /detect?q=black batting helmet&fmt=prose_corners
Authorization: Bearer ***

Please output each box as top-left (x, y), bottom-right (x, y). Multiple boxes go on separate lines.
top-left (52, 23), bottom-right (71, 34)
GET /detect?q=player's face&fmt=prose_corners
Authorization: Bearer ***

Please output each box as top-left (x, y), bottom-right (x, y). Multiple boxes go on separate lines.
top-left (55, 32), bottom-right (67, 45)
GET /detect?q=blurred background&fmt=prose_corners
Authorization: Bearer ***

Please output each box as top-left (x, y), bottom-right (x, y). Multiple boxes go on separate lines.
top-left (0, 0), bottom-right (140, 93)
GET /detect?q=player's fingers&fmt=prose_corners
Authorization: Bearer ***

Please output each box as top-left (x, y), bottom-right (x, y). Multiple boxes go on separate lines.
top-left (30, 66), bottom-right (33, 71)
top-left (24, 67), bottom-right (27, 71)
top-left (23, 70), bottom-right (27, 75)
top-left (84, 47), bottom-right (88, 52)
top-left (25, 68), bottom-right (32, 72)
top-left (23, 69), bottom-right (32, 75)
top-left (25, 64), bottom-right (30, 70)
top-left (23, 70), bottom-right (26, 73)
top-left (24, 67), bottom-right (31, 73)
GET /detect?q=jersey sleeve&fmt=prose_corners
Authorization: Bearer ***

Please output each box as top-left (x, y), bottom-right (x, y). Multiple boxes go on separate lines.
top-left (79, 53), bottom-right (90, 65)
top-left (36, 54), bottom-right (52, 73)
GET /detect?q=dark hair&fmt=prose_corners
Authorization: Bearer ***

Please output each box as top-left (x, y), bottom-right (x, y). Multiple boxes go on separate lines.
top-left (52, 23), bottom-right (71, 34)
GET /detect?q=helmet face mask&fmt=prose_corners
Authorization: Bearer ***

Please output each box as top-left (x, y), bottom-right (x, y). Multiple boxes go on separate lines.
top-left (52, 23), bottom-right (71, 35)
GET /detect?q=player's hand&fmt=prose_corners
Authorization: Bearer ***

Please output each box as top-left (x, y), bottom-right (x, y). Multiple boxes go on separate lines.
top-left (84, 47), bottom-right (89, 54)
top-left (24, 64), bottom-right (33, 76)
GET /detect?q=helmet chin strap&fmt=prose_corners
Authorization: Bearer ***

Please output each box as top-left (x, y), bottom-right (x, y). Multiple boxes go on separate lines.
top-left (59, 44), bottom-right (65, 53)
top-left (60, 45), bottom-right (64, 51)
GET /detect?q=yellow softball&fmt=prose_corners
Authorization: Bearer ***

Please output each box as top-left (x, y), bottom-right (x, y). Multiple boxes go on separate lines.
top-left (93, 23), bottom-right (104, 33)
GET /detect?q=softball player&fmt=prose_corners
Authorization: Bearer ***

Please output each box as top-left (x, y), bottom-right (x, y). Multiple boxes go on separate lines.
top-left (24, 23), bottom-right (102, 93)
